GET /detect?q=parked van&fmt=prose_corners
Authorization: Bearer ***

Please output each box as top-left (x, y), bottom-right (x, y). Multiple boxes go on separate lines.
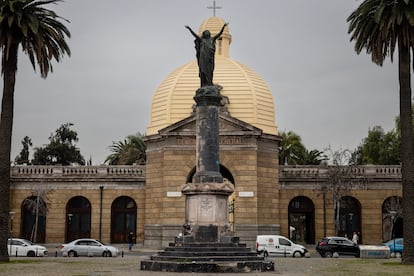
top-left (256, 235), bottom-right (308, 257)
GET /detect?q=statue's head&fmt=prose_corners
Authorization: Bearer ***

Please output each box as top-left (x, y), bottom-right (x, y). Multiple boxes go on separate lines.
top-left (202, 30), bottom-right (211, 38)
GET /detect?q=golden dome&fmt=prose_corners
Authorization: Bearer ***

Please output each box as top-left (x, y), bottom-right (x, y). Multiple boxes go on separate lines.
top-left (147, 17), bottom-right (277, 136)
top-left (198, 16), bottom-right (232, 48)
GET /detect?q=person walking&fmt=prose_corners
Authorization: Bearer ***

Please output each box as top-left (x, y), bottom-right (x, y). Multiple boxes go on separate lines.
top-left (352, 232), bottom-right (359, 244)
top-left (127, 231), bottom-right (135, 251)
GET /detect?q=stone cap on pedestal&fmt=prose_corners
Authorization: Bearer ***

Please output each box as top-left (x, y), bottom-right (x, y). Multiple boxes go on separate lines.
top-left (182, 182), bottom-right (234, 196)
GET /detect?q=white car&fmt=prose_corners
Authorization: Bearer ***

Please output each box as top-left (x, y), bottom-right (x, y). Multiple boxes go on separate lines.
top-left (256, 235), bottom-right (308, 257)
top-left (60, 238), bottom-right (119, 257)
top-left (7, 238), bottom-right (48, 257)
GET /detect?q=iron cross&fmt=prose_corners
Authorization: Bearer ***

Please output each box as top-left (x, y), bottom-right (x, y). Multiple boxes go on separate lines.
top-left (207, 0), bottom-right (222, 16)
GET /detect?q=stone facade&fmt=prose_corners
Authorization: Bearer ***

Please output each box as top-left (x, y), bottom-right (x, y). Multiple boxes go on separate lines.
top-left (143, 112), bottom-right (281, 247)
top-left (279, 165), bottom-right (402, 245)
top-left (10, 166), bottom-right (145, 244)
top-left (9, 147), bottom-right (402, 248)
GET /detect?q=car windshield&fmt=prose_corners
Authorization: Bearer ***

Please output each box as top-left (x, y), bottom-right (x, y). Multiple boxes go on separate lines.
top-left (22, 239), bottom-right (33, 245)
top-left (8, 239), bottom-right (33, 245)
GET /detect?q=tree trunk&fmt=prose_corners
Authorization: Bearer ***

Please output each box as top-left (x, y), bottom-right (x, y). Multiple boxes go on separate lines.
top-left (0, 43), bottom-right (18, 262)
top-left (398, 39), bottom-right (414, 264)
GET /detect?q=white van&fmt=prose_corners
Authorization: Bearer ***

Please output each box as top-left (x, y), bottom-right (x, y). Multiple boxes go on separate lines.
top-left (256, 235), bottom-right (308, 257)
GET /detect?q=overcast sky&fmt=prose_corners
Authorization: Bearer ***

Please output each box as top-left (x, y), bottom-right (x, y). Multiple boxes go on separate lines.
top-left (9, 0), bottom-right (401, 165)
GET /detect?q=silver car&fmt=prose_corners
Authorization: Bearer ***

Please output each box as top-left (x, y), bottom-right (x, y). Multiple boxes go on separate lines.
top-left (7, 238), bottom-right (48, 257)
top-left (60, 238), bottom-right (119, 257)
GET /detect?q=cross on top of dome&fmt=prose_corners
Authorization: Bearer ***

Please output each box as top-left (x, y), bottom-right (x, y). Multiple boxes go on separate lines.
top-left (207, 0), bottom-right (222, 16)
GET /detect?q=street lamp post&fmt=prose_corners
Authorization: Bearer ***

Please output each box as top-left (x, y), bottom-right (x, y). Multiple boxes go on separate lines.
top-left (9, 211), bottom-right (16, 256)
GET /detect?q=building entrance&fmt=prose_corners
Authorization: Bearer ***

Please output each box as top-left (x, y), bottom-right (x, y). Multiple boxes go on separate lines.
top-left (288, 196), bottom-right (315, 244)
top-left (65, 196), bottom-right (91, 242)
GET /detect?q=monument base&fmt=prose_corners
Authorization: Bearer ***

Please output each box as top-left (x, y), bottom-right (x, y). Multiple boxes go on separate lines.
top-left (181, 181), bottom-right (234, 243)
top-left (140, 180), bottom-right (274, 272)
top-left (140, 239), bottom-right (274, 273)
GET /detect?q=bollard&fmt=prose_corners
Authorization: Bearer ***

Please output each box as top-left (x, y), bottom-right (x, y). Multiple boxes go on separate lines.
top-left (121, 250), bottom-right (124, 258)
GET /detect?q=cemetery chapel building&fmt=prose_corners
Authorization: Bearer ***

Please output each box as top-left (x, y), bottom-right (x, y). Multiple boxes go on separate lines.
top-left (9, 17), bottom-right (403, 248)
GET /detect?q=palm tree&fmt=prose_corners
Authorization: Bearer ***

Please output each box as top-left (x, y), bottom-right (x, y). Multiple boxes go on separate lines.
top-left (348, 0), bottom-right (414, 264)
top-left (296, 149), bottom-right (327, 165)
top-left (105, 133), bottom-right (146, 165)
top-left (0, 0), bottom-right (70, 262)
top-left (278, 130), bottom-right (306, 165)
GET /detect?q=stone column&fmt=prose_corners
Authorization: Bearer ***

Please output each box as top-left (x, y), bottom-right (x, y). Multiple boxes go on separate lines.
top-left (182, 86), bottom-right (234, 243)
top-left (192, 86), bottom-right (223, 184)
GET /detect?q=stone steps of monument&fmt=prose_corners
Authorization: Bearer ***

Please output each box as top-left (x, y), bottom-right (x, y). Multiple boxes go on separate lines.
top-left (164, 246), bottom-right (252, 252)
top-left (168, 242), bottom-right (248, 248)
top-left (150, 254), bottom-right (264, 262)
top-left (140, 259), bottom-right (273, 273)
top-left (158, 250), bottom-right (258, 257)
top-left (141, 239), bottom-right (274, 272)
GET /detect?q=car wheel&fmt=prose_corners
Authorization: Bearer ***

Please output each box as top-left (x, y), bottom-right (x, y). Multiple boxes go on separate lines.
top-left (293, 251), bottom-right (302, 258)
top-left (27, 251), bottom-right (35, 257)
top-left (263, 251), bottom-right (269, 258)
top-left (103, 251), bottom-right (112, 257)
top-left (324, 251), bottom-right (333, 258)
top-left (396, 252), bottom-right (402, 258)
top-left (68, 251), bottom-right (77, 257)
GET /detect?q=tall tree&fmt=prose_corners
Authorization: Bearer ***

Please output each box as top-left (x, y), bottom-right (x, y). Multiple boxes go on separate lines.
top-left (348, 0), bottom-right (414, 263)
top-left (323, 148), bottom-right (368, 238)
top-left (32, 123), bottom-right (85, 165)
top-left (278, 130), bottom-right (306, 165)
top-left (279, 130), bottom-right (326, 165)
top-left (14, 135), bottom-right (32, 164)
top-left (0, 0), bottom-right (70, 262)
top-left (105, 133), bottom-right (146, 165)
top-left (352, 126), bottom-right (401, 165)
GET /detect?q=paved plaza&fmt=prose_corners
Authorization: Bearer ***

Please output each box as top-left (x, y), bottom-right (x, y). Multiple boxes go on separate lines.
top-left (0, 245), bottom-right (411, 276)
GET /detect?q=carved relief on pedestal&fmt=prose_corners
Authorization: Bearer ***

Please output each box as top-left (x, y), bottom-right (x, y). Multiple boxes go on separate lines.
top-left (199, 196), bottom-right (215, 221)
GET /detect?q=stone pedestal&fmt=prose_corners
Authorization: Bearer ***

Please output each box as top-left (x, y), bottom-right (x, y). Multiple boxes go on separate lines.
top-left (182, 181), bottom-right (234, 242)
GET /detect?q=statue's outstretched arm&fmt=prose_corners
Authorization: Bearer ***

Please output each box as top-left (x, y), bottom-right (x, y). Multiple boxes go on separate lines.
top-left (185, 25), bottom-right (199, 39)
top-left (213, 23), bottom-right (228, 40)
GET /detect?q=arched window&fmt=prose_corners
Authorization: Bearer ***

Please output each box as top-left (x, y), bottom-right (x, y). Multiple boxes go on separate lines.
top-left (66, 196), bottom-right (91, 242)
top-left (288, 196), bottom-right (315, 244)
top-left (337, 196), bottom-right (361, 243)
top-left (111, 196), bottom-right (137, 243)
top-left (186, 165), bottom-right (234, 184)
top-left (21, 196), bottom-right (47, 243)
top-left (382, 196), bottom-right (403, 242)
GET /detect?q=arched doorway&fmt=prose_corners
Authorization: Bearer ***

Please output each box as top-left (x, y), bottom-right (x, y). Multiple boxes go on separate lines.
top-left (21, 196), bottom-right (47, 242)
top-left (288, 196), bottom-right (315, 244)
top-left (337, 196), bottom-right (362, 243)
top-left (186, 165), bottom-right (235, 184)
top-left (111, 196), bottom-right (137, 243)
top-left (65, 196), bottom-right (91, 242)
top-left (382, 196), bottom-right (403, 242)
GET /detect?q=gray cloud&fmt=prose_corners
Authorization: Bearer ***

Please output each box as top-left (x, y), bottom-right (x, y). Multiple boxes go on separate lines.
top-left (8, 0), bottom-right (400, 164)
